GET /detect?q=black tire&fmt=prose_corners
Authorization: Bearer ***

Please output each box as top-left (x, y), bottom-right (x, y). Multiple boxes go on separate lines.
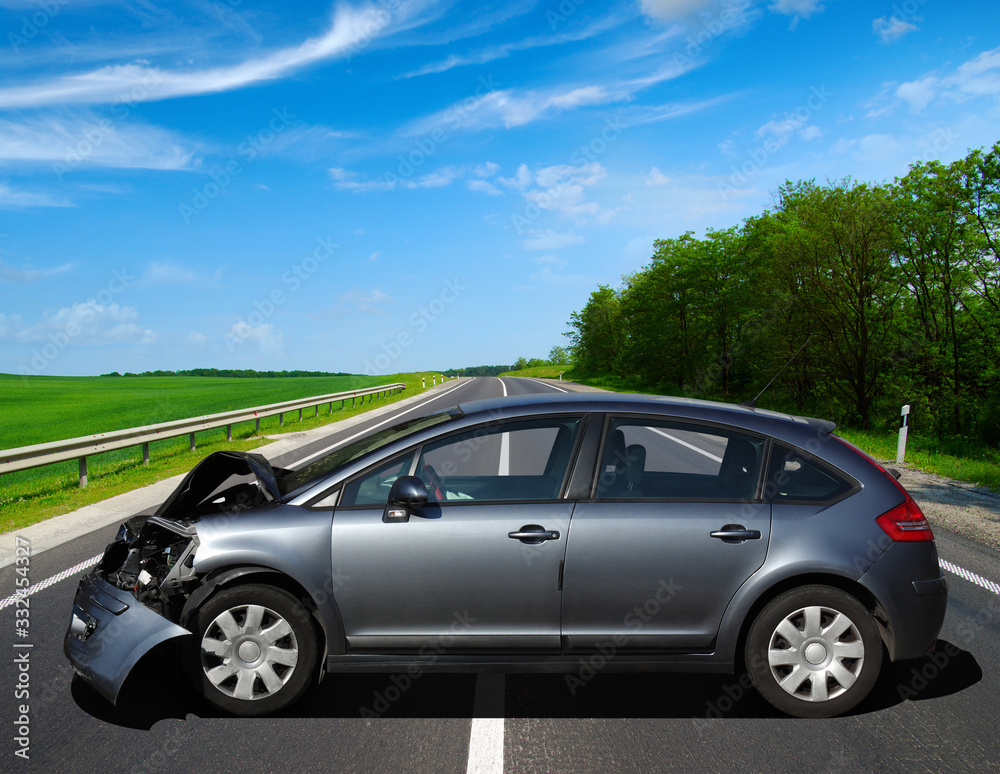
top-left (746, 585), bottom-right (882, 718)
top-left (185, 584), bottom-right (319, 716)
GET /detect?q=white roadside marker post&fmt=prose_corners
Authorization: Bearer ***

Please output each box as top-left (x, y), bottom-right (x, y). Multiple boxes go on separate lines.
top-left (896, 404), bottom-right (910, 464)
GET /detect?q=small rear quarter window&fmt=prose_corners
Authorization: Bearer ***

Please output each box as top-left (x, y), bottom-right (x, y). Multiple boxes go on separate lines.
top-left (764, 442), bottom-right (855, 503)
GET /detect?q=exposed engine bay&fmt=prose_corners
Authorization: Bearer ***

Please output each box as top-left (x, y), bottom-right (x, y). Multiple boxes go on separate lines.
top-left (94, 450), bottom-right (287, 619)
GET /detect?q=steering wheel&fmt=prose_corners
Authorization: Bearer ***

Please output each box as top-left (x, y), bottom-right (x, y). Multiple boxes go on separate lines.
top-left (421, 463), bottom-right (445, 502)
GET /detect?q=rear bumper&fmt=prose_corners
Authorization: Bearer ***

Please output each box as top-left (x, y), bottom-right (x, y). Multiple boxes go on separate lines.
top-left (860, 542), bottom-right (948, 662)
top-left (64, 572), bottom-right (190, 704)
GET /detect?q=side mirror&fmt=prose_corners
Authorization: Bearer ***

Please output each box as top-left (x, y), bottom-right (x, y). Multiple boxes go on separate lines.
top-left (382, 476), bottom-right (428, 523)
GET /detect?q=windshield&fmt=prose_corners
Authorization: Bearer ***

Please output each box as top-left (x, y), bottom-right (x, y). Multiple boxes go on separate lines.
top-left (277, 410), bottom-right (458, 496)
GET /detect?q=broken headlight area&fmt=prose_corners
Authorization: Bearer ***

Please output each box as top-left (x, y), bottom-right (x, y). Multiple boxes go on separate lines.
top-left (98, 515), bottom-right (198, 620)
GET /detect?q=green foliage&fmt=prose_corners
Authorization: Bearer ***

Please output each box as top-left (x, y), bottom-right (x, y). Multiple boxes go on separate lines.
top-left (567, 142), bottom-right (1000, 445)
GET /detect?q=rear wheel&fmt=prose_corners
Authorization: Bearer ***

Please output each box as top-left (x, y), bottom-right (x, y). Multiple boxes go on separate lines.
top-left (186, 584), bottom-right (319, 716)
top-left (746, 585), bottom-right (882, 718)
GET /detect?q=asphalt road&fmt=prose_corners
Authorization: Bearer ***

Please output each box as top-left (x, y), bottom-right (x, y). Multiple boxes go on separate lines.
top-left (2, 376), bottom-right (998, 773)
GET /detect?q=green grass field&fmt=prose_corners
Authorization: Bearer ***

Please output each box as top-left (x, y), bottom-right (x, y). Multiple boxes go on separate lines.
top-left (0, 371), bottom-right (440, 532)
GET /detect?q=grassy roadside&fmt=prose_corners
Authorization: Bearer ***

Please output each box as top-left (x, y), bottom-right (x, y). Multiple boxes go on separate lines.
top-left (499, 364), bottom-right (573, 379)
top-left (836, 429), bottom-right (1000, 490)
top-left (0, 372), bottom-right (446, 533)
top-left (561, 369), bottom-right (1000, 492)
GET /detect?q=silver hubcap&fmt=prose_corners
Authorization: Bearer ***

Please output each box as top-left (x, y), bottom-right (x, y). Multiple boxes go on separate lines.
top-left (200, 603), bottom-right (299, 701)
top-left (767, 605), bottom-right (865, 702)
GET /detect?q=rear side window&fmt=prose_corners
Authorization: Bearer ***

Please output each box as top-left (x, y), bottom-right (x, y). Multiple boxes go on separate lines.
top-left (764, 442), bottom-right (855, 502)
top-left (596, 417), bottom-right (765, 500)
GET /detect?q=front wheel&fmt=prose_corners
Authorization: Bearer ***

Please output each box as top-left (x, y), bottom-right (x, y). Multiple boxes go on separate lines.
top-left (186, 584), bottom-right (319, 716)
top-left (746, 585), bottom-right (882, 718)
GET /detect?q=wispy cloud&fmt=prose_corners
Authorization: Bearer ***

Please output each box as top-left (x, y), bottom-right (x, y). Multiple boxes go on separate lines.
top-left (0, 182), bottom-right (72, 209)
top-left (872, 15), bottom-right (918, 44)
top-left (0, 114), bottom-right (195, 169)
top-left (399, 15), bottom-right (623, 78)
top-left (0, 4), bottom-right (404, 108)
top-left (0, 258), bottom-right (74, 282)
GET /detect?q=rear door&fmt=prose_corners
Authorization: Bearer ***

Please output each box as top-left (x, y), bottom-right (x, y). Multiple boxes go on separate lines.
top-left (561, 415), bottom-right (771, 652)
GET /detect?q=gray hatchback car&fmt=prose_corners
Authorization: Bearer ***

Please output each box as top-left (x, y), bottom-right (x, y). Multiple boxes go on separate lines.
top-left (65, 393), bottom-right (947, 718)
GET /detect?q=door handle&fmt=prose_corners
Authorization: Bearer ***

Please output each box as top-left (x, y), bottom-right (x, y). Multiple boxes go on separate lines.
top-left (710, 524), bottom-right (761, 543)
top-left (508, 524), bottom-right (560, 544)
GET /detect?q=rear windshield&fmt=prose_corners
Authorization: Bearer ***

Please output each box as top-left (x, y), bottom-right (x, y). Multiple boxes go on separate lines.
top-left (277, 410), bottom-right (457, 496)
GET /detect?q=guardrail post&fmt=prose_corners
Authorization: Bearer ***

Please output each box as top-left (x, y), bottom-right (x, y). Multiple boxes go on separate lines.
top-left (352, 396), bottom-right (356, 408)
top-left (255, 418), bottom-right (260, 433)
top-left (279, 413), bottom-right (284, 426)
top-left (189, 433), bottom-right (196, 452)
top-left (298, 408), bottom-right (303, 422)
top-left (226, 425), bottom-right (232, 442)
top-left (142, 443), bottom-right (149, 465)
top-left (79, 457), bottom-right (87, 488)
top-left (315, 405), bottom-right (319, 418)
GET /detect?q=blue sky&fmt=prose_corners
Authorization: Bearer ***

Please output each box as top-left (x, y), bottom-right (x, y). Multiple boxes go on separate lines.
top-left (0, 0), bottom-right (998, 377)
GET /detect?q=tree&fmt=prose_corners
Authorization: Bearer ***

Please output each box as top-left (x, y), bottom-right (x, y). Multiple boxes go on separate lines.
top-left (548, 345), bottom-right (570, 364)
top-left (566, 286), bottom-right (625, 373)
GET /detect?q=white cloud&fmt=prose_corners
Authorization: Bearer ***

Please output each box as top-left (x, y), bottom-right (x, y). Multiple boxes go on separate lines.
top-left (521, 229), bottom-right (586, 251)
top-left (798, 124), bottom-right (823, 141)
top-left (369, 251), bottom-right (380, 262)
top-left (0, 183), bottom-right (73, 209)
top-left (638, 0), bottom-right (716, 22)
top-left (896, 76), bottom-right (940, 113)
top-left (505, 162), bottom-right (613, 225)
top-left (879, 46), bottom-right (1000, 116)
top-left (0, 300), bottom-right (156, 345)
top-left (140, 262), bottom-right (225, 286)
top-left (872, 15), bottom-right (918, 43)
top-left (468, 179), bottom-right (502, 195)
top-left (0, 114), bottom-right (194, 170)
top-left (400, 16), bottom-right (622, 78)
top-left (226, 321), bottom-right (283, 354)
top-left (0, 258), bottom-right (73, 282)
top-left (769, 0), bottom-right (824, 27)
top-left (337, 287), bottom-right (395, 314)
top-left (187, 331), bottom-right (208, 345)
top-left (0, 5), bottom-right (400, 108)
top-left (646, 166), bottom-right (670, 186)
top-left (332, 163), bottom-right (501, 193)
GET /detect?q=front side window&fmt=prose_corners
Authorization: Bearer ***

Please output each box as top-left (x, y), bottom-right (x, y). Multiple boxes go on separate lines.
top-left (340, 452), bottom-right (416, 507)
top-left (415, 416), bottom-right (583, 503)
top-left (596, 417), bottom-right (765, 500)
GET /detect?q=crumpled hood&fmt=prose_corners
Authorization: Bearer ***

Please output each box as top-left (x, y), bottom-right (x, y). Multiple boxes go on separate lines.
top-left (154, 450), bottom-right (283, 520)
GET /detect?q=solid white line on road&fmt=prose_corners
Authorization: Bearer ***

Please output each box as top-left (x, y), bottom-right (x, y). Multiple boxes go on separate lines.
top-left (290, 381), bottom-right (468, 470)
top-left (466, 673), bottom-right (505, 774)
top-left (648, 427), bottom-right (724, 463)
top-left (496, 377), bottom-right (507, 397)
top-left (939, 558), bottom-right (1000, 595)
top-left (529, 378), bottom-right (569, 393)
top-left (0, 554), bottom-right (101, 610)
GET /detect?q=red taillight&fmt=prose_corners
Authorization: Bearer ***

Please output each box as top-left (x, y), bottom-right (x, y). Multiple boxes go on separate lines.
top-left (832, 436), bottom-right (935, 542)
top-left (876, 495), bottom-right (934, 542)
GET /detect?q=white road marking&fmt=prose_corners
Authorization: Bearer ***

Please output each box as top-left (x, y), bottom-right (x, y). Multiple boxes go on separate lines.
top-left (466, 673), bottom-right (505, 774)
top-left (0, 554), bottom-right (101, 610)
top-left (529, 378), bottom-right (568, 393)
top-left (498, 430), bottom-right (510, 476)
top-left (648, 427), bottom-right (724, 463)
top-left (939, 558), bottom-right (1000, 595)
top-left (290, 381), bottom-right (468, 469)
top-left (496, 377), bottom-right (507, 397)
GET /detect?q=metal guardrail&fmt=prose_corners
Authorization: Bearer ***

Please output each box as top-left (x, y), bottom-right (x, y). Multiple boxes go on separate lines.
top-left (0, 382), bottom-right (406, 487)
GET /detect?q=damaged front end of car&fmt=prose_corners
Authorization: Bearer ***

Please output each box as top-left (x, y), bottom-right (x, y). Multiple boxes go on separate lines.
top-left (64, 450), bottom-right (284, 704)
